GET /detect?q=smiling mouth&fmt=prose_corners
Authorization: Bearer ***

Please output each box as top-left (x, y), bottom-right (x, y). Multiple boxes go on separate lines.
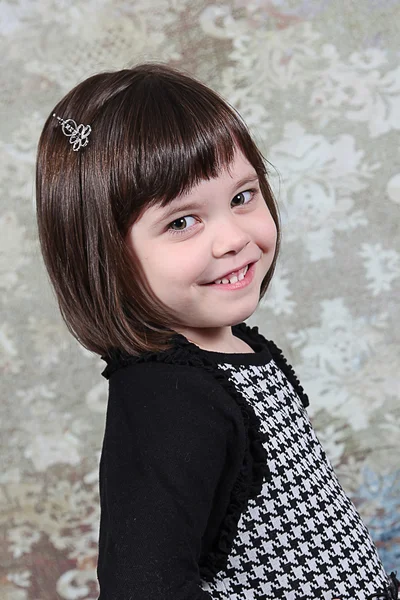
top-left (203, 261), bottom-right (256, 286)
top-left (212, 264), bottom-right (249, 285)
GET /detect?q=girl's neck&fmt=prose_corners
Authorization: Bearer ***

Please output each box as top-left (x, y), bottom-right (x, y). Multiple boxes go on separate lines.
top-left (182, 332), bottom-right (254, 354)
top-left (184, 335), bottom-right (255, 354)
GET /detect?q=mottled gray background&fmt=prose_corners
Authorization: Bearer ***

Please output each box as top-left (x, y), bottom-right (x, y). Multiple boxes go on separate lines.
top-left (1, 1), bottom-right (399, 598)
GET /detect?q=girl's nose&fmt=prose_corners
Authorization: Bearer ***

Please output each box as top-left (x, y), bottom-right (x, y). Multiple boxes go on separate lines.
top-left (211, 217), bottom-right (252, 257)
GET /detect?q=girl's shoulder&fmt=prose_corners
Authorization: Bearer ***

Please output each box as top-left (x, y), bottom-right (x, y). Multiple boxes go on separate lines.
top-left (101, 321), bottom-right (309, 409)
top-left (101, 321), bottom-right (271, 379)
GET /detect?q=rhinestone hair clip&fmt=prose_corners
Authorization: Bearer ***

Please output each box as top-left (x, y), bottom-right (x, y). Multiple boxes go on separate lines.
top-left (52, 113), bottom-right (92, 151)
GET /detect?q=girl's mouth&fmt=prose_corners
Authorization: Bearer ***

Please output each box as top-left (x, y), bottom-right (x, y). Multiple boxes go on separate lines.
top-left (204, 261), bottom-right (256, 291)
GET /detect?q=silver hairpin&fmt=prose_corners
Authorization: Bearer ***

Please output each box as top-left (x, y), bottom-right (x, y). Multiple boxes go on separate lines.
top-left (53, 113), bottom-right (91, 151)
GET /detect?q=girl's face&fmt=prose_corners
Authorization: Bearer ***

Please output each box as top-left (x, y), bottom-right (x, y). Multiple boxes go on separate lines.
top-left (127, 148), bottom-right (277, 348)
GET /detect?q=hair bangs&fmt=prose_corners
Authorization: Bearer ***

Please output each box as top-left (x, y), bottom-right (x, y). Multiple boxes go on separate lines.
top-left (109, 74), bottom-right (264, 217)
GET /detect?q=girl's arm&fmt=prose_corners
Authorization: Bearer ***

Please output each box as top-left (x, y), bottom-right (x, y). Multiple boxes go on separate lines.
top-left (97, 361), bottom-right (241, 600)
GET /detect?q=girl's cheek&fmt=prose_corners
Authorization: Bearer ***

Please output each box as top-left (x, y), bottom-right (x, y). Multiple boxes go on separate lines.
top-left (258, 212), bottom-right (277, 243)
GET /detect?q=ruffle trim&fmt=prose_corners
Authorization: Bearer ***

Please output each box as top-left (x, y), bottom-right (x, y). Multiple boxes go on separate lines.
top-left (265, 338), bottom-right (310, 409)
top-left (101, 323), bottom-right (270, 580)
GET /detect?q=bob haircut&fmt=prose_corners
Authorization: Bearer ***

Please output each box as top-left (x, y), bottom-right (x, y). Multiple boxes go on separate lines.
top-left (36, 62), bottom-right (281, 357)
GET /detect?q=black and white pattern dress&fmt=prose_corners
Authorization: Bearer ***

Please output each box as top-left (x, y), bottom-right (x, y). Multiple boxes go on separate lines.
top-left (199, 349), bottom-right (394, 600)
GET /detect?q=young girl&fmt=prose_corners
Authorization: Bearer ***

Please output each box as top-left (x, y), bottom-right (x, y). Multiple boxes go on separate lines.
top-left (35, 63), bottom-right (398, 600)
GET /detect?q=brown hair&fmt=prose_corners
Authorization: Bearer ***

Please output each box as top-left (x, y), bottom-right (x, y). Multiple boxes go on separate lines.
top-left (36, 62), bottom-right (281, 357)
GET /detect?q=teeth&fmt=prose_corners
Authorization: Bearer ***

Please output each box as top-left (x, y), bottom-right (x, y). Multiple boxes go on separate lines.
top-left (214, 264), bottom-right (249, 285)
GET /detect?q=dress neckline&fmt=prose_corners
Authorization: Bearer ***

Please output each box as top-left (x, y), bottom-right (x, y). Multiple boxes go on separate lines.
top-left (171, 322), bottom-right (273, 366)
top-left (101, 321), bottom-right (274, 377)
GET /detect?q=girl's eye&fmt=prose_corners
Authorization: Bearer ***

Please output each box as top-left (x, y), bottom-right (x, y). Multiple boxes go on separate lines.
top-left (167, 188), bottom-right (257, 236)
top-left (231, 189), bottom-right (254, 207)
top-left (167, 215), bottom-right (197, 235)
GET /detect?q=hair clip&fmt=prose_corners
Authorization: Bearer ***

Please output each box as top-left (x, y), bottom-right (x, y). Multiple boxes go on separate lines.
top-left (52, 113), bottom-right (91, 151)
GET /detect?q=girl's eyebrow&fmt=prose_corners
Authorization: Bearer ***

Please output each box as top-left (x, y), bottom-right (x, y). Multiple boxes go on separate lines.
top-left (157, 174), bottom-right (259, 223)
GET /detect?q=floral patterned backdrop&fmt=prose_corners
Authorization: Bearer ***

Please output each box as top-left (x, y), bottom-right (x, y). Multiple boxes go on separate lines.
top-left (1, 0), bottom-right (399, 598)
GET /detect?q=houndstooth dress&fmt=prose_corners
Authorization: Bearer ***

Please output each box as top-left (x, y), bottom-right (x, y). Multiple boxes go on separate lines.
top-left (194, 323), bottom-right (397, 600)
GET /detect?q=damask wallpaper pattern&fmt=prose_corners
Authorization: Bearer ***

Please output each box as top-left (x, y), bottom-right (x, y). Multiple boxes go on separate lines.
top-left (1, 1), bottom-right (399, 598)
